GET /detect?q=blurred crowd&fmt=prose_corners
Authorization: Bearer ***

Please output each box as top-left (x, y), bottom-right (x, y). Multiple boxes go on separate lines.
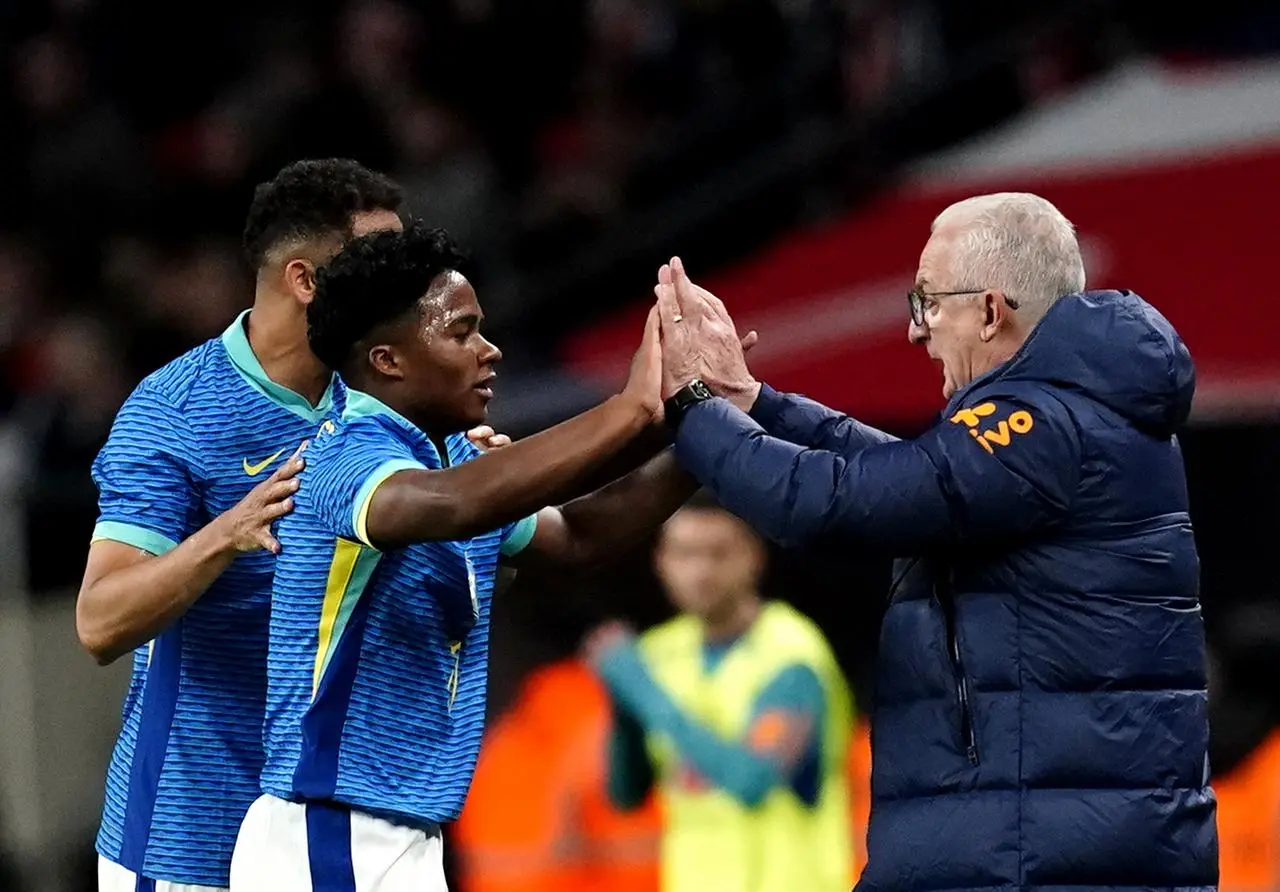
top-left (1, 0), bottom-right (1162, 595)
top-left (1, 0), bottom-right (1276, 591)
top-left (0, 0), bottom-right (1112, 378)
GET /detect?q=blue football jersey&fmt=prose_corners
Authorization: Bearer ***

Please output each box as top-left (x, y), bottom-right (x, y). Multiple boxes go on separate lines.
top-left (91, 311), bottom-right (345, 886)
top-left (261, 390), bottom-right (537, 828)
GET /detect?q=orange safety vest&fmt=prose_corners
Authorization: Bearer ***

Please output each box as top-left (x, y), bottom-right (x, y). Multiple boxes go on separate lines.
top-left (566, 701), bottom-right (662, 892)
top-left (1215, 727), bottom-right (1280, 892)
top-left (847, 719), bottom-right (872, 879)
top-left (453, 660), bottom-right (660, 892)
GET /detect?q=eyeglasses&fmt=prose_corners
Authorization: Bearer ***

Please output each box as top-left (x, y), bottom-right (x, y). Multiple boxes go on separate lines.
top-left (907, 286), bottom-right (1020, 327)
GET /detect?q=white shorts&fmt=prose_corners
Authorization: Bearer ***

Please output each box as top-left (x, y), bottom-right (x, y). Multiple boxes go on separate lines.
top-left (98, 855), bottom-right (225, 892)
top-left (229, 794), bottom-right (447, 892)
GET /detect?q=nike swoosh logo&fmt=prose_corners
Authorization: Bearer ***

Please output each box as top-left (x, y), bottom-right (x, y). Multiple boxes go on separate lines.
top-left (243, 448), bottom-right (286, 477)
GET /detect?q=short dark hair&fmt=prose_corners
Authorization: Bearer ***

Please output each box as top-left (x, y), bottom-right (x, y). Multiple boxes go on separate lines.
top-left (308, 221), bottom-right (467, 374)
top-left (241, 159), bottom-right (403, 270)
top-left (675, 490), bottom-right (763, 551)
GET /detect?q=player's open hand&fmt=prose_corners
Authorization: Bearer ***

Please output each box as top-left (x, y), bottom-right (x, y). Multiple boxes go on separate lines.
top-left (220, 442), bottom-right (307, 554)
top-left (622, 304), bottom-right (664, 424)
top-left (466, 425), bottom-right (512, 451)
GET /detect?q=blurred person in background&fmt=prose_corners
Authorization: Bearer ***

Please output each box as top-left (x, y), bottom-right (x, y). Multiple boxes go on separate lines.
top-left (1207, 602), bottom-right (1280, 892)
top-left (586, 490), bottom-right (854, 892)
top-left (846, 717), bottom-right (871, 880)
top-left (11, 31), bottom-right (149, 260)
top-left (0, 234), bottom-right (50, 417)
top-left (454, 657), bottom-right (661, 892)
top-left (120, 238), bottom-right (252, 376)
top-left (233, 222), bottom-right (718, 891)
top-left (20, 313), bottom-right (131, 593)
top-left (77, 158), bottom-right (405, 892)
top-left (657, 192), bottom-right (1216, 891)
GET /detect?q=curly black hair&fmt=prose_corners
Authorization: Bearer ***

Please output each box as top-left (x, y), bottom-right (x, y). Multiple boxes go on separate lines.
top-left (308, 221), bottom-right (467, 375)
top-left (241, 159), bottom-right (403, 270)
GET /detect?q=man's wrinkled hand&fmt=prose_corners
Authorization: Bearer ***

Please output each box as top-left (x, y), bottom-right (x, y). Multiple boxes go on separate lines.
top-left (654, 261), bottom-right (702, 398)
top-left (655, 256), bottom-right (761, 411)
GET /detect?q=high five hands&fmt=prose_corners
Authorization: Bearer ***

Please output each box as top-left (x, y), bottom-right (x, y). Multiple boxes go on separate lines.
top-left (654, 256), bottom-right (762, 413)
top-left (618, 255), bottom-right (761, 424)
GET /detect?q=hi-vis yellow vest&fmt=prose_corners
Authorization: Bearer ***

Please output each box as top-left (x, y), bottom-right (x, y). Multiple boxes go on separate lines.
top-left (638, 601), bottom-right (854, 892)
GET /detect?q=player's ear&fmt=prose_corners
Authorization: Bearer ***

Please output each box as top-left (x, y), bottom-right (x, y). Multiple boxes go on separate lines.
top-left (367, 344), bottom-right (406, 381)
top-left (284, 258), bottom-right (319, 305)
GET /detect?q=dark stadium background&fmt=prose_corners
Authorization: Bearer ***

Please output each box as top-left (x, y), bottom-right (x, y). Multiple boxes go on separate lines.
top-left (1, 1), bottom-right (1278, 889)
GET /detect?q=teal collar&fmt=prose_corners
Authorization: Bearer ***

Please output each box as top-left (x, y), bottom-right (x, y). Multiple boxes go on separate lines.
top-left (220, 310), bottom-right (336, 423)
top-left (343, 388), bottom-right (419, 431)
top-left (344, 389), bottom-right (459, 467)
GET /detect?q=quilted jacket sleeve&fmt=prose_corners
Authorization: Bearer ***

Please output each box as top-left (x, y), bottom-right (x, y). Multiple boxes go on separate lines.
top-left (748, 384), bottom-right (899, 454)
top-left (674, 389), bottom-right (1081, 552)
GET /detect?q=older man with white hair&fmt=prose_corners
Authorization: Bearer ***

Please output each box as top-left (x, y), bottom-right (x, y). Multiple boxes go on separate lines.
top-left (653, 193), bottom-right (1218, 892)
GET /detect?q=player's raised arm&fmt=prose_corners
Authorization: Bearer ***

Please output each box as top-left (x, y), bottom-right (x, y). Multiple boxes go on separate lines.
top-left (463, 423), bottom-right (701, 573)
top-left (302, 222), bottom-right (673, 554)
top-left (361, 308), bottom-right (662, 549)
top-left (76, 397), bottom-right (305, 666)
top-left (501, 448), bottom-right (695, 571)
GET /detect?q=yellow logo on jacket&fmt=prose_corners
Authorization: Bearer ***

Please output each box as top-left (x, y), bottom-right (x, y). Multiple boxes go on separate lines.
top-left (949, 402), bottom-right (1034, 454)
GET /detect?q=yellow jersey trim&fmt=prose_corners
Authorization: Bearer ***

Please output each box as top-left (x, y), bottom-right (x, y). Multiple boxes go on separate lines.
top-left (311, 538), bottom-right (382, 696)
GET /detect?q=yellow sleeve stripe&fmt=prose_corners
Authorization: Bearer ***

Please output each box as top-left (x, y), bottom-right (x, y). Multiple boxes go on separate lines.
top-left (352, 459), bottom-right (426, 548)
top-left (311, 539), bottom-right (381, 697)
top-left (313, 539), bottom-right (361, 696)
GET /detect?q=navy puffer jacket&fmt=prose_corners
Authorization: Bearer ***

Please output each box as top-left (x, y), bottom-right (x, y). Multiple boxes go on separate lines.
top-left (674, 290), bottom-right (1218, 892)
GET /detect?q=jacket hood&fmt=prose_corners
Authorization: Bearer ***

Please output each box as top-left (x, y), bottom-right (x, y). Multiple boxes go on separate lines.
top-left (953, 289), bottom-right (1195, 437)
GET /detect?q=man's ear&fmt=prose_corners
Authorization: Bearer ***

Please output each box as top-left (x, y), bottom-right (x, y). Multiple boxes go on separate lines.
top-left (284, 259), bottom-right (319, 305)
top-left (980, 290), bottom-right (1009, 342)
top-left (368, 344), bottom-right (406, 380)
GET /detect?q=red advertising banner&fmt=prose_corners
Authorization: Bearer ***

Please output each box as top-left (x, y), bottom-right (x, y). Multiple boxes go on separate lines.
top-left (562, 142), bottom-right (1280, 424)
